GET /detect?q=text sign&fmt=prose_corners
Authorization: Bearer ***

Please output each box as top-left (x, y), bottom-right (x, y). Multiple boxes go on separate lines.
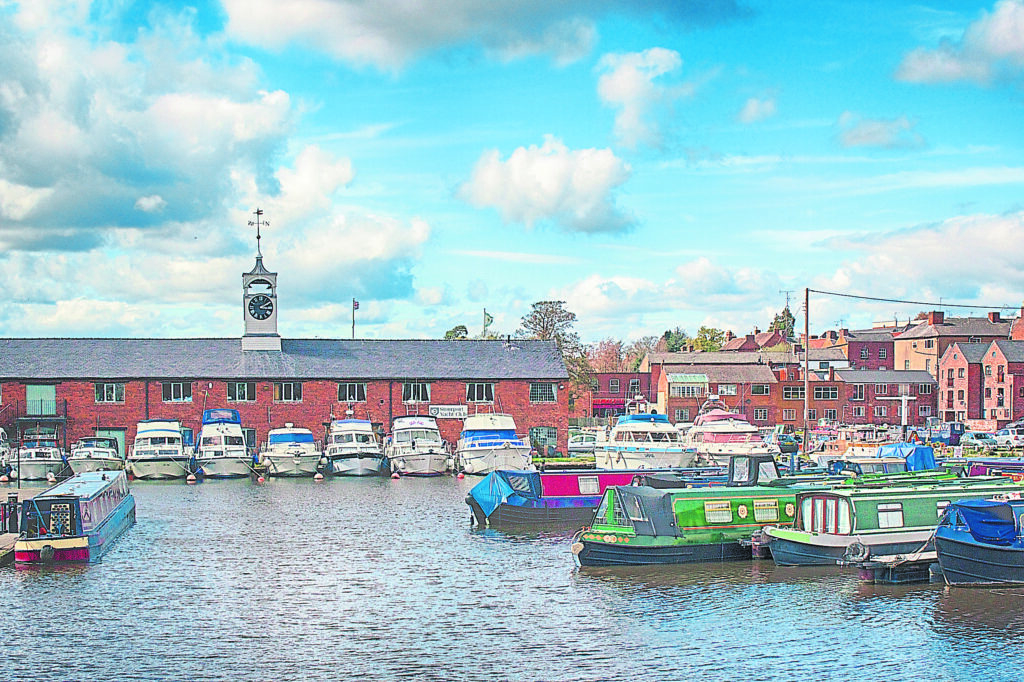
top-left (428, 405), bottom-right (468, 419)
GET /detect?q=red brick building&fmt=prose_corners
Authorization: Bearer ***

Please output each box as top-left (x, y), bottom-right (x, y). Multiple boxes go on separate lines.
top-left (585, 372), bottom-right (654, 418)
top-left (938, 342), bottom-right (988, 423)
top-left (895, 311), bottom-right (1011, 378)
top-left (981, 339), bottom-right (1024, 425)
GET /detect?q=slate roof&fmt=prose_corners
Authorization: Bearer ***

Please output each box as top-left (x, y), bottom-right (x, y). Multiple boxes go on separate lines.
top-left (841, 326), bottom-right (907, 342)
top-left (0, 338), bottom-right (568, 381)
top-left (943, 342), bottom-right (989, 364)
top-left (648, 351), bottom-right (798, 366)
top-left (993, 339), bottom-right (1024, 364)
top-left (897, 316), bottom-right (1011, 340)
top-left (665, 364), bottom-right (779, 384)
top-left (802, 347), bottom-right (848, 362)
top-left (833, 369), bottom-right (937, 384)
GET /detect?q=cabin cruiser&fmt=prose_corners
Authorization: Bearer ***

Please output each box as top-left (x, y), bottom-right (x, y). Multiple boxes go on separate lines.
top-left (195, 409), bottom-right (254, 478)
top-left (0, 427), bottom-right (10, 475)
top-left (385, 415), bottom-right (449, 476)
top-left (262, 424), bottom-right (323, 477)
top-left (454, 413), bottom-right (532, 476)
top-left (69, 437), bottom-right (125, 473)
top-left (127, 419), bottom-right (191, 480)
top-left (595, 412), bottom-right (696, 470)
top-left (11, 428), bottom-right (68, 481)
top-left (325, 419), bottom-right (385, 476)
top-left (682, 397), bottom-right (779, 466)
top-left (810, 424), bottom-right (902, 468)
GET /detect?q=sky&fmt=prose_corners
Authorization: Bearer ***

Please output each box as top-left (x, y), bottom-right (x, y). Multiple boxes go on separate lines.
top-left (1, 0), bottom-right (1024, 345)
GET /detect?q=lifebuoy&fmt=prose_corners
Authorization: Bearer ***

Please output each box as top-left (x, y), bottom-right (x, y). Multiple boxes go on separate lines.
top-left (844, 541), bottom-right (869, 562)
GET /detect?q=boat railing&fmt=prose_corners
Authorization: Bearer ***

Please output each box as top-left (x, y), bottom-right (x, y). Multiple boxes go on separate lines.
top-left (458, 434), bottom-right (528, 449)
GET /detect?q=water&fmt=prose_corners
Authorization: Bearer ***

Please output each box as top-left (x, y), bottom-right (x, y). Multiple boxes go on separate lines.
top-left (3, 477), bottom-right (1024, 681)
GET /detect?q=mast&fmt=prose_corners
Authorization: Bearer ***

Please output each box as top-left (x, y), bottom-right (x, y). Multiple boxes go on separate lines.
top-left (800, 287), bottom-right (809, 473)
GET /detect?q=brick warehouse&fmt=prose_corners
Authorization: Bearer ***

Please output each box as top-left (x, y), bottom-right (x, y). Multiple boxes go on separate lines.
top-left (0, 248), bottom-right (569, 456)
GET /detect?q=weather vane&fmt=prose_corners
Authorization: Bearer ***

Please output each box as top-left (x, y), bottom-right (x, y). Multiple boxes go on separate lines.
top-left (247, 208), bottom-right (270, 257)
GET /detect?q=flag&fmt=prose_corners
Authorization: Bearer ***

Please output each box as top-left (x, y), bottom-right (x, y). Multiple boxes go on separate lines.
top-left (483, 309), bottom-right (493, 329)
top-left (353, 299), bottom-right (360, 310)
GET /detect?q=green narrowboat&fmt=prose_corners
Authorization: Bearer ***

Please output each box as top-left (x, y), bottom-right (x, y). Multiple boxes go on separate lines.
top-left (570, 454), bottom-right (806, 566)
top-left (764, 477), bottom-right (1024, 566)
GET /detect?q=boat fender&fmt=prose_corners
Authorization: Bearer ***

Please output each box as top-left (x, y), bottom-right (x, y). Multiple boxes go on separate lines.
top-left (313, 473), bottom-right (325, 482)
top-left (40, 545), bottom-right (55, 563)
top-left (844, 541), bottom-right (869, 563)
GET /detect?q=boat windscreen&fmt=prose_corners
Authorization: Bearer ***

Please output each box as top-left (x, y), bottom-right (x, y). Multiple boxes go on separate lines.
top-left (269, 433), bottom-right (315, 444)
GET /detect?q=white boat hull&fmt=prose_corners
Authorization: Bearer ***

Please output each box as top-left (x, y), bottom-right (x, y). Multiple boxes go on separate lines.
top-left (595, 446), bottom-right (698, 470)
top-left (457, 445), bottom-right (532, 476)
top-left (128, 457), bottom-right (190, 480)
top-left (331, 456), bottom-right (385, 476)
top-left (389, 451), bottom-right (449, 476)
top-left (264, 453), bottom-right (323, 477)
top-left (199, 456), bottom-right (253, 478)
top-left (69, 457), bottom-right (125, 474)
top-left (13, 459), bottom-right (66, 481)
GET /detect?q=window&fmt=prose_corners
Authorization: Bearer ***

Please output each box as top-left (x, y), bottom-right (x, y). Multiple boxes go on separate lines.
top-left (875, 384), bottom-right (889, 395)
top-left (918, 384), bottom-right (932, 394)
top-left (814, 386), bottom-right (838, 400)
top-left (860, 348), bottom-right (869, 359)
top-left (808, 409), bottom-right (817, 420)
top-left (924, 339), bottom-right (935, 349)
top-left (227, 382), bottom-right (256, 402)
top-left (852, 406), bottom-right (865, 417)
top-left (754, 499), bottom-right (780, 523)
top-left (904, 360), bottom-right (910, 370)
top-left (670, 385), bottom-right (703, 398)
top-left (402, 382), bottom-right (431, 403)
top-left (162, 382), bottom-right (192, 403)
top-left (274, 382), bottom-right (303, 402)
top-left (783, 409), bottom-right (796, 421)
top-left (851, 384), bottom-right (864, 400)
top-left (958, 368), bottom-right (965, 378)
top-left (608, 379), bottom-right (620, 394)
top-left (338, 383), bottom-right (367, 402)
top-left (529, 383), bottom-right (556, 403)
top-left (674, 409), bottom-right (690, 422)
top-left (919, 405), bottom-right (932, 416)
top-left (985, 365), bottom-right (992, 376)
top-left (878, 502), bottom-right (904, 529)
top-left (957, 389), bottom-right (965, 401)
top-left (94, 383), bottom-right (125, 403)
top-left (824, 409), bottom-right (837, 420)
top-left (819, 362), bottom-right (829, 370)
top-left (985, 387), bottom-right (992, 399)
top-left (783, 386), bottom-right (805, 400)
top-left (753, 408), bottom-right (768, 421)
top-left (879, 348), bottom-right (887, 359)
top-left (874, 405), bottom-right (887, 417)
top-left (466, 382), bottom-right (494, 403)
top-left (925, 359), bottom-right (931, 372)
top-left (751, 384), bottom-right (770, 396)
top-left (628, 379), bottom-right (640, 396)
top-left (529, 426), bottom-right (557, 449)
top-left (704, 500), bottom-right (733, 523)
top-left (718, 384), bottom-right (737, 395)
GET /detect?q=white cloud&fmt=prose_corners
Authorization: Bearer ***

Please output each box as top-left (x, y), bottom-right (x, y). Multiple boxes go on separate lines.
top-left (837, 112), bottom-right (925, 149)
top-left (596, 48), bottom-right (689, 149)
top-left (459, 135), bottom-right (633, 233)
top-left (896, 0), bottom-right (1024, 84)
top-left (737, 97), bottom-right (777, 124)
top-left (134, 195), bottom-right (166, 212)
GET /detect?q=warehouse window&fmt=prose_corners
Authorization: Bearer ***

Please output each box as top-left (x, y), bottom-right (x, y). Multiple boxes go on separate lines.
top-left (402, 382), bottom-right (431, 403)
top-left (529, 383), bottom-right (556, 403)
top-left (162, 382), bottom-right (192, 403)
top-left (338, 383), bottom-right (367, 402)
top-left (274, 382), bottom-right (303, 402)
top-left (227, 382), bottom-right (256, 402)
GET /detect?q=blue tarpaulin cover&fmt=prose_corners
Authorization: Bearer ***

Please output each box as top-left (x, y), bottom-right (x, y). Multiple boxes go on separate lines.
top-left (269, 432), bottom-right (315, 444)
top-left (468, 470), bottom-right (543, 517)
top-left (948, 499), bottom-right (1021, 545)
top-left (876, 443), bottom-right (936, 471)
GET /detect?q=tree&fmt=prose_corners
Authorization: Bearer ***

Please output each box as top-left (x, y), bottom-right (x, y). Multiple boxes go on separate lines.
top-left (589, 338), bottom-right (625, 372)
top-left (694, 325), bottom-right (726, 351)
top-left (444, 325), bottom-right (468, 340)
top-left (518, 300), bottom-right (593, 387)
top-left (769, 306), bottom-right (796, 339)
top-left (624, 335), bottom-right (659, 371)
top-left (656, 327), bottom-right (690, 353)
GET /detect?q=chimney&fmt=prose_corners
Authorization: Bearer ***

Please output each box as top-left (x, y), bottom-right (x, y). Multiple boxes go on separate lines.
top-left (828, 331), bottom-right (838, 341)
top-left (794, 344), bottom-right (803, 354)
top-left (927, 311), bottom-right (944, 325)
top-left (779, 368), bottom-right (788, 381)
top-left (725, 330), bottom-right (734, 341)
top-left (989, 312), bottom-right (1001, 323)
top-left (828, 366), bottom-right (835, 381)
top-left (753, 327), bottom-right (761, 335)
top-left (745, 334), bottom-right (755, 344)
top-left (839, 328), bottom-right (849, 337)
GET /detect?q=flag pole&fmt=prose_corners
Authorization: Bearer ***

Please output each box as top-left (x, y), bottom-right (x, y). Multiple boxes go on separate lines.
top-left (352, 298), bottom-right (356, 340)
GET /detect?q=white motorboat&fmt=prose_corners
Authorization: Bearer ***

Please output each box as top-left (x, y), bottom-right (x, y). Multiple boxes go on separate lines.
top-left (195, 409), bottom-right (253, 478)
top-left (385, 416), bottom-right (449, 476)
top-left (682, 397), bottom-right (779, 466)
top-left (262, 424), bottom-right (323, 477)
top-left (810, 424), bottom-right (902, 468)
top-left (0, 427), bottom-right (10, 474)
top-left (595, 412), bottom-right (697, 470)
top-left (10, 427), bottom-right (67, 481)
top-left (325, 419), bottom-right (385, 476)
top-left (454, 413), bottom-right (532, 476)
top-left (127, 419), bottom-right (192, 480)
top-left (69, 437), bottom-right (125, 473)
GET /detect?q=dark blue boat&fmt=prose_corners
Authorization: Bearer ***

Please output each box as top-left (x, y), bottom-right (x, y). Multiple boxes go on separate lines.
top-left (935, 497), bottom-right (1024, 586)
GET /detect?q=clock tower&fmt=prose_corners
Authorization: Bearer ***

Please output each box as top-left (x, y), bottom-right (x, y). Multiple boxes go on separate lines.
top-left (242, 208), bottom-right (282, 352)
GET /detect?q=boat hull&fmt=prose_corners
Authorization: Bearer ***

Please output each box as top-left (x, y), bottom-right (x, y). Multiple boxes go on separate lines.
top-left (766, 528), bottom-right (934, 566)
top-left (388, 452), bottom-right (448, 476)
top-left (69, 457), bottom-right (125, 474)
top-left (467, 494), bottom-right (599, 528)
top-left (936, 526), bottom-right (1024, 586)
top-left (128, 457), bottom-right (190, 480)
top-left (573, 536), bottom-right (752, 567)
top-left (457, 445), bottom-right (532, 476)
top-left (264, 454), bottom-right (322, 477)
top-left (13, 459), bottom-right (66, 481)
top-left (331, 456), bottom-right (385, 477)
top-left (198, 456), bottom-right (253, 478)
top-left (595, 447), bottom-right (697, 470)
top-left (15, 494), bottom-right (136, 564)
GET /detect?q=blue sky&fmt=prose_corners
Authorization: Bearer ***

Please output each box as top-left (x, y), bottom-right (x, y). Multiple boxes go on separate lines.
top-left (2, 0), bottom-right (1023, 344)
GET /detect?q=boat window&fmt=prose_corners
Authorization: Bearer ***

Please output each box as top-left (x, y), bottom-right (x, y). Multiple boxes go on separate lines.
top-left (625, 495), bottom-right (647, 522)
top-left (355, 434), bottom-right (373, 444)
top-left (753, 499), bottom-right (779, 522)
top-left (225, 436), bottom-right (244, 446)
top-left (202, 436), bottom-right (222, 446)
top-left (825, 498), bottom-right (837, 533)
top-left (758, 461), bottom-right (779, 483)
top-left (878, 502), bottom-right (904, 529)
top-left (813, 497), bottom-right (825, 532)
top-left (704, 500), bottom-right (733, 524)
top-left (733, 457), bottom-right (751, 485)
top-left (578, 476), bottom-right (600, 496)
top-left (50, 503), bottom-right (73, 536)
top-left (838, 501), bottom-right (851, 534)
top-left (799, 497), bottom-right (813, 531)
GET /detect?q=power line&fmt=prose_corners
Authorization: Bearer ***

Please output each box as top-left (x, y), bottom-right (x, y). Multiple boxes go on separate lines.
top-left (807, 288), bottom-right (1019, 311)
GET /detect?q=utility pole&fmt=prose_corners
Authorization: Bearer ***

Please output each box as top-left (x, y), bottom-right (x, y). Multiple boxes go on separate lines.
top-left (799, 287), bottom-right (809, 474)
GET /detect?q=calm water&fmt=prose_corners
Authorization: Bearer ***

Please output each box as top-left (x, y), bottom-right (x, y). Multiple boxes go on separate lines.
top-left (3, 477), bottom-right (1024, 681)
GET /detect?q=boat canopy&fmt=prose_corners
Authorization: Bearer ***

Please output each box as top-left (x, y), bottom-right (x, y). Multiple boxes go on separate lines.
top-left (269, 431), bottom-right (315, 444)
top-left (876, 443), bottom-right (936, 471)
top-left (468, 471), bottom-right (543, 516)
top-left (598, 486), bottom-right (678, 537)
top-left (462, 429), bottom-right (518, 442)
top-left (75, 437), bottom-right (118, 451)
top-left (946, 499), bottom-right (1024, 545)
top-left (616, 413), bottom-right (670, 426)
top-left (202, 408), bottom-right (241, 424)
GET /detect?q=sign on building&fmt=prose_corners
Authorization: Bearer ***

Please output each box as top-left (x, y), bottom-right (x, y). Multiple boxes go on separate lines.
top-left (428, 405), bottom-right (468, 419)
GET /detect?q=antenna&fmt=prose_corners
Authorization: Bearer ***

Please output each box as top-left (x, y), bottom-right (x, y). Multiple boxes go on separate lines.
top-left (779, 289), bottom-right (794, 309)
top-left (247, 208), bottom-right (270, 257)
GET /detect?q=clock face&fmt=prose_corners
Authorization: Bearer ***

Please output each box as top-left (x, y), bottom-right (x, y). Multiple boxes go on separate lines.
top-left (248, 294), bottom-right (274, 320)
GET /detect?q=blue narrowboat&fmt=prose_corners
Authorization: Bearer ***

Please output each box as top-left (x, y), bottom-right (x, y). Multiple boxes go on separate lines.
top-left (14, 470), bottom-right (136, 564)
top-left (935, 496), bottom-right (1024, 586)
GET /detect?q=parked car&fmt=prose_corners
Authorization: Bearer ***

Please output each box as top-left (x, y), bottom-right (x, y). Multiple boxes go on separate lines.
top-left (993, 427), bottom-right (1024, 449)
top-left (961, 432), bottom-right (998, 450)
top-left (774, 434), bottom-right (800, 454)
top-left (567, 431), bottom-right (598, 456)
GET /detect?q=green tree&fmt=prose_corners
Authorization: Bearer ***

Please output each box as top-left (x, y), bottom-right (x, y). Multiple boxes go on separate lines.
top-left (656, 327), bottom-right (690, 352)
top-left (624, 335), bottom-right (659, 370)
top-left (694, 325), bottom-right (726, 351)
top-left (769, 306), bottom-right (796, 339)
top-left (444, 325), bottom-right (468, 340)
top-left (518, 300), bottom-right (593, 387)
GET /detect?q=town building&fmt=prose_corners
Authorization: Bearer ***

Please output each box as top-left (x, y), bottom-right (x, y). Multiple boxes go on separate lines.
top-left (937, 342), bottom-right (988, 424)
top-left (585, 372), bottom-right (654, 419)
top-left (894, 311), bottom-right (1011, 378)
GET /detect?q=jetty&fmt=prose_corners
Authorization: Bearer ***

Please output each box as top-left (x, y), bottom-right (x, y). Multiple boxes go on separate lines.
top-left (1, 488), bottom-right (44, 566)
top-left (840, 550), bottom-right (939, 585)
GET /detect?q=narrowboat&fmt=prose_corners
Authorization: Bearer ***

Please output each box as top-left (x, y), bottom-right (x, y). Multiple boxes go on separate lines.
top-left (595, 412), bottom-right (696, 470)
top-left (69, 437), bottom-right (125, 473)
top-left (127, 419), bottom-right (192, 480)
top-left (935, 496), bottom-right (1024, 586)
top-left (15, 470), bottom-right (135, 564)
top-left (764, 476), bottom-right (1024, 566)
top-left (262, 424), bottom-right (324, 477)
top-left (571, 455), bottom-right (803, 566)
top-left (454, 413), bottom-right (532, 475)
top-left (384, 416), bottom-right (449, 476)
top-left (195, 409), bottom-right (254, 478)
top-left (466, 466), bottom-right (727, 529)
top-left (325, 419), bottom-right (385, 476)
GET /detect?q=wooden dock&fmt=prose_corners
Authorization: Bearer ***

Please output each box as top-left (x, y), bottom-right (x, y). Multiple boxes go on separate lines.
top-left (842, 550), bottom-right (940, 584)
top-left (0, 488), bottom-right (44, 566)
